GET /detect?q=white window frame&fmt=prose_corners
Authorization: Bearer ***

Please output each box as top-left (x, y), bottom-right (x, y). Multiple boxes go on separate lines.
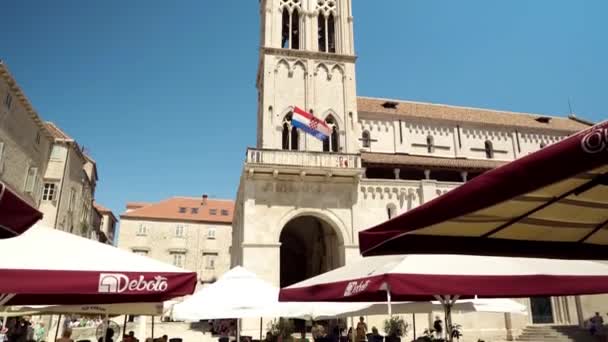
top-left (42, 182), bottom-right (57, 201)
top-left (207, 227), bottom-right (216, 240)
top-left (204, 252), bottom-right (218, 270)
top-left (175, 224), bottom-right (185, 238)
top-left (172, 252), bottom-right (185, 268)
top-left (24, 166), bottom-right (38, 194)
top-left (0, 141), bottom-right (5, 174)
top-left (137, 223), bottom-right (148, 236)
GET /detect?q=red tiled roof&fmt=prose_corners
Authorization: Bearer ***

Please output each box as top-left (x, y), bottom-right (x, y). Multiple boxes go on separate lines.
top-left (357, 97), bottom-right (591, 132)
top-left (121, 197), bottom-right (234, 224)
top-left (94, 202), bottom-right (118, 222)
top-left (45, 122), bottom-right (72, 140)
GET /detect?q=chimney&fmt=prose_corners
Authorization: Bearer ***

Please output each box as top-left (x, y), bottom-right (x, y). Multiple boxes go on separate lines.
top-left (201, 194), bottom-right (208, 206)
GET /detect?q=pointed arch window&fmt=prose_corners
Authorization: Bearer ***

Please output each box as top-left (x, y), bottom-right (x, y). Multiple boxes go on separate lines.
top-left (361, 130), bottom-right (371, 148)
top-left (485, 140), bottom-right (494, 159)
top-left (282, 112), bottom-right (299, 150)
top-left (323, 116), bottom-right (339, 152)
top-left (281, 4), bottom-right (301, 50)
top-left (316, 0), bottom-right (336, 53)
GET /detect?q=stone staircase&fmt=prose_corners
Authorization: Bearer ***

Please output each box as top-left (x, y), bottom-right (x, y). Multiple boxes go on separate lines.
top-left (516, 325), bottom-right (597, 342)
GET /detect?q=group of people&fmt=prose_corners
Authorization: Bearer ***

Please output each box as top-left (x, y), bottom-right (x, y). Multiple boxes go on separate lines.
top-left (0, 317), bottom-right (46, 342)
top-left (590, 312), bottom-right (606, 336)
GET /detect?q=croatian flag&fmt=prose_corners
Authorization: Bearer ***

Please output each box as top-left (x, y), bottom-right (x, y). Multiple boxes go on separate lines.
top-left (291, 106), bottom-right (331, 141)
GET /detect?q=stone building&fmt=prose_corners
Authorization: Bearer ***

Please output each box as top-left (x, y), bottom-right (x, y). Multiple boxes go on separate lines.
top-left (1, 60), bottom-right (101, 240)
top-left (0, 60), bottom-right (53, 207)
top-left (38, 122), bottom-right (98, 237)
top-left (118, 196), bottom-right (234, 285)
top-left (231, 0), bottom-right (599, 339)
top-left (93, 202), bottom-right (118, 245)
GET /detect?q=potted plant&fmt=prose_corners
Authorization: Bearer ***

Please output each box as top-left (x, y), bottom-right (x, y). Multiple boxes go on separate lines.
top-left (384, 316), bottom-right (408, 342)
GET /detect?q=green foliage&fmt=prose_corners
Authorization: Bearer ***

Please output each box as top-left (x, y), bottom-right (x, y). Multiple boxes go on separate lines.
top-left (384, 316), bottom-right (409, 337)
top-left (267, 318), bottom-right (295, 338)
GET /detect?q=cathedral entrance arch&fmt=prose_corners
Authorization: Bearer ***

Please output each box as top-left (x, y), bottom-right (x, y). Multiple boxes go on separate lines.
top-left (279, 215), bottom-right (345, 288)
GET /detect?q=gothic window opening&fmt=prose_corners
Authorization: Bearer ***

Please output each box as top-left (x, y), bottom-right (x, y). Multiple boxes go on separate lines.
top-left (280, 1), bottom-right (302, 50)
top-left (485, 140), bottom-right (494, 159)
top-left (316, 0), bottom-right (337, 53)
top-left (362, 130), bottom-right (371, 148)
top-left (282, 113), bottom-right (299, 151)
top-left (327, 13), bottom-right (336, 53)
top-left (318, 14), bottom-right (327, 52)
top-left (323, 116), bottom-right (339, 152)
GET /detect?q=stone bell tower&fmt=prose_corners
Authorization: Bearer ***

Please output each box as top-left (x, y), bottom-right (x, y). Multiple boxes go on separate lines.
top-left (256, 0), bottom-right (360, 154)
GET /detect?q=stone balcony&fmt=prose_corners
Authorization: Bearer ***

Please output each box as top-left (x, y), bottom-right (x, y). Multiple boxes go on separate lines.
top-left (245, 148), bottom-right (364, 178)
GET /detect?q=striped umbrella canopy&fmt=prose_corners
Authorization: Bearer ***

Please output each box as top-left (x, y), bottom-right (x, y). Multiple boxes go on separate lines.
top-left (359, 121), bottom-right (608, 259)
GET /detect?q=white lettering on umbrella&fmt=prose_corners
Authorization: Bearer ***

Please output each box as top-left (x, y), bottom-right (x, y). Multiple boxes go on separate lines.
top-left (98, 274), bottom-right (168, 293)
top-left (343, 280), bottom-right (370, 297)
top-left (581, 128), bottom-right (608, 154)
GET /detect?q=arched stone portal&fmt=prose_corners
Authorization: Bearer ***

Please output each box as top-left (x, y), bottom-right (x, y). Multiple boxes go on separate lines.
top-left (279, 215), bottom-right (344, 288)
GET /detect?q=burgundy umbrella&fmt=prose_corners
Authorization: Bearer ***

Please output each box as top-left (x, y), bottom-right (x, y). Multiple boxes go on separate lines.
top-left (0, 182), bottom-right (43, 239)
top-left (0, 224), bottom-right (197, 306)
top-left (279, 254), bottom-right (608, 341)
top-left (359, 121), bottom-right (608, 259)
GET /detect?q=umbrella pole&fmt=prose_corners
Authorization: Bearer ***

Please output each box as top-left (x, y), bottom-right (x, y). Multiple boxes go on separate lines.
top-left (412, 314), bottom-right (416, 340)
top-left (151, 316), bottom-right (155, 340)
top-left (103, 314), bottom-right (110, 342)
top-left (123, 315), bottom-right (128, 338)
top-left (259, 317), bottom-right (263, 341)
top-left (386, 287), bottom-right (392, 317)
top-left (54, 314), bottom-right (62, 342)
top-left (236, 319), bottom-right (240, 342)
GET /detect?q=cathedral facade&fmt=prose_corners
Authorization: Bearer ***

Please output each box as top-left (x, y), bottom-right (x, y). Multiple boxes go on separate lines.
top-left (231, 0), bottom-right (599, 339)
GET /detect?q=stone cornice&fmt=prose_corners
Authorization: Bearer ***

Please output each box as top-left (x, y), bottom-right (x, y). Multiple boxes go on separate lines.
top-left (262, 47), bottom-right (357, 63)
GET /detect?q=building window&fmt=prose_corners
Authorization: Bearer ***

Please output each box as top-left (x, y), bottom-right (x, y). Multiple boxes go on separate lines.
top-left (178, 207), bottom-right (187, 213)
top-left (316, 0), bottom-right (337, 53)
top-left (132, 249), bottom-right (148, 256)
top-left (209, 208), bottom-right (218, 215)
top-left (485, 140), bottom-right (494, 159)
top-left (426, 135), bottom-right (435, 154)
top-left (323, 115), bottom-right (339, 152)
top-left (4, 93), bottom-right (12, 109)
top-left (203, 252), bottom-right (218, 270)
top-left (137, 224), bottom-right (148, 236)
top-left (280, 2), bottom-right (301, 50)
top-left (35, 132), bottom-right (41, 145)
top-left (67, 188), bottom-right (76, 212)
top-left (361, 131), bottom-right (371, 148)
top-left (42, 183), bottom-right (57, 201)
top-left (387, 204), bottom-right (397, 220)
top-left (221, 209), bottom-right (229, 216)
top-left (191, 208), bottom-right (199, 214)
top-left (0, 141), bottom-right (5, 166)
top-left (171, 252), bottom-right (185, 268)
top-left (175, 224), bottom-right (185, 238)
top-left (207, 227), bottom-right (216, 240)
top-left (282, 113), bottom-right (299, 151)
top-left (24, 167), bottom-right (38, 194)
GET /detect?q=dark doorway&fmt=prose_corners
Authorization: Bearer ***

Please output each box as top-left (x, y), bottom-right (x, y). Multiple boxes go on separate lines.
top-left (531, 297), bottom-right (554, 324)
top-left (279, 216), bottom-right (343, 288)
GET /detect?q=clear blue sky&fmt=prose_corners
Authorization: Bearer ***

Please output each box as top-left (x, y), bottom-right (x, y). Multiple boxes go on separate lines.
top-left (2, 1), bottom-right (606, 218)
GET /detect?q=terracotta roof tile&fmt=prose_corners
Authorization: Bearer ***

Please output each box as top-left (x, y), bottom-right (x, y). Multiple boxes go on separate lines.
top-left (121, 197), bottom-right (234, 224)
top-left (126, 202), bottom-right (153, 210)
top-left (45, 122), bottom-right (72, 140)
top-left (357, 97), bottom-right (591, 132)
top-left (362, 152), bottom-right (506, 171)
top-left (94, 202), bottom-right (112, 214)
